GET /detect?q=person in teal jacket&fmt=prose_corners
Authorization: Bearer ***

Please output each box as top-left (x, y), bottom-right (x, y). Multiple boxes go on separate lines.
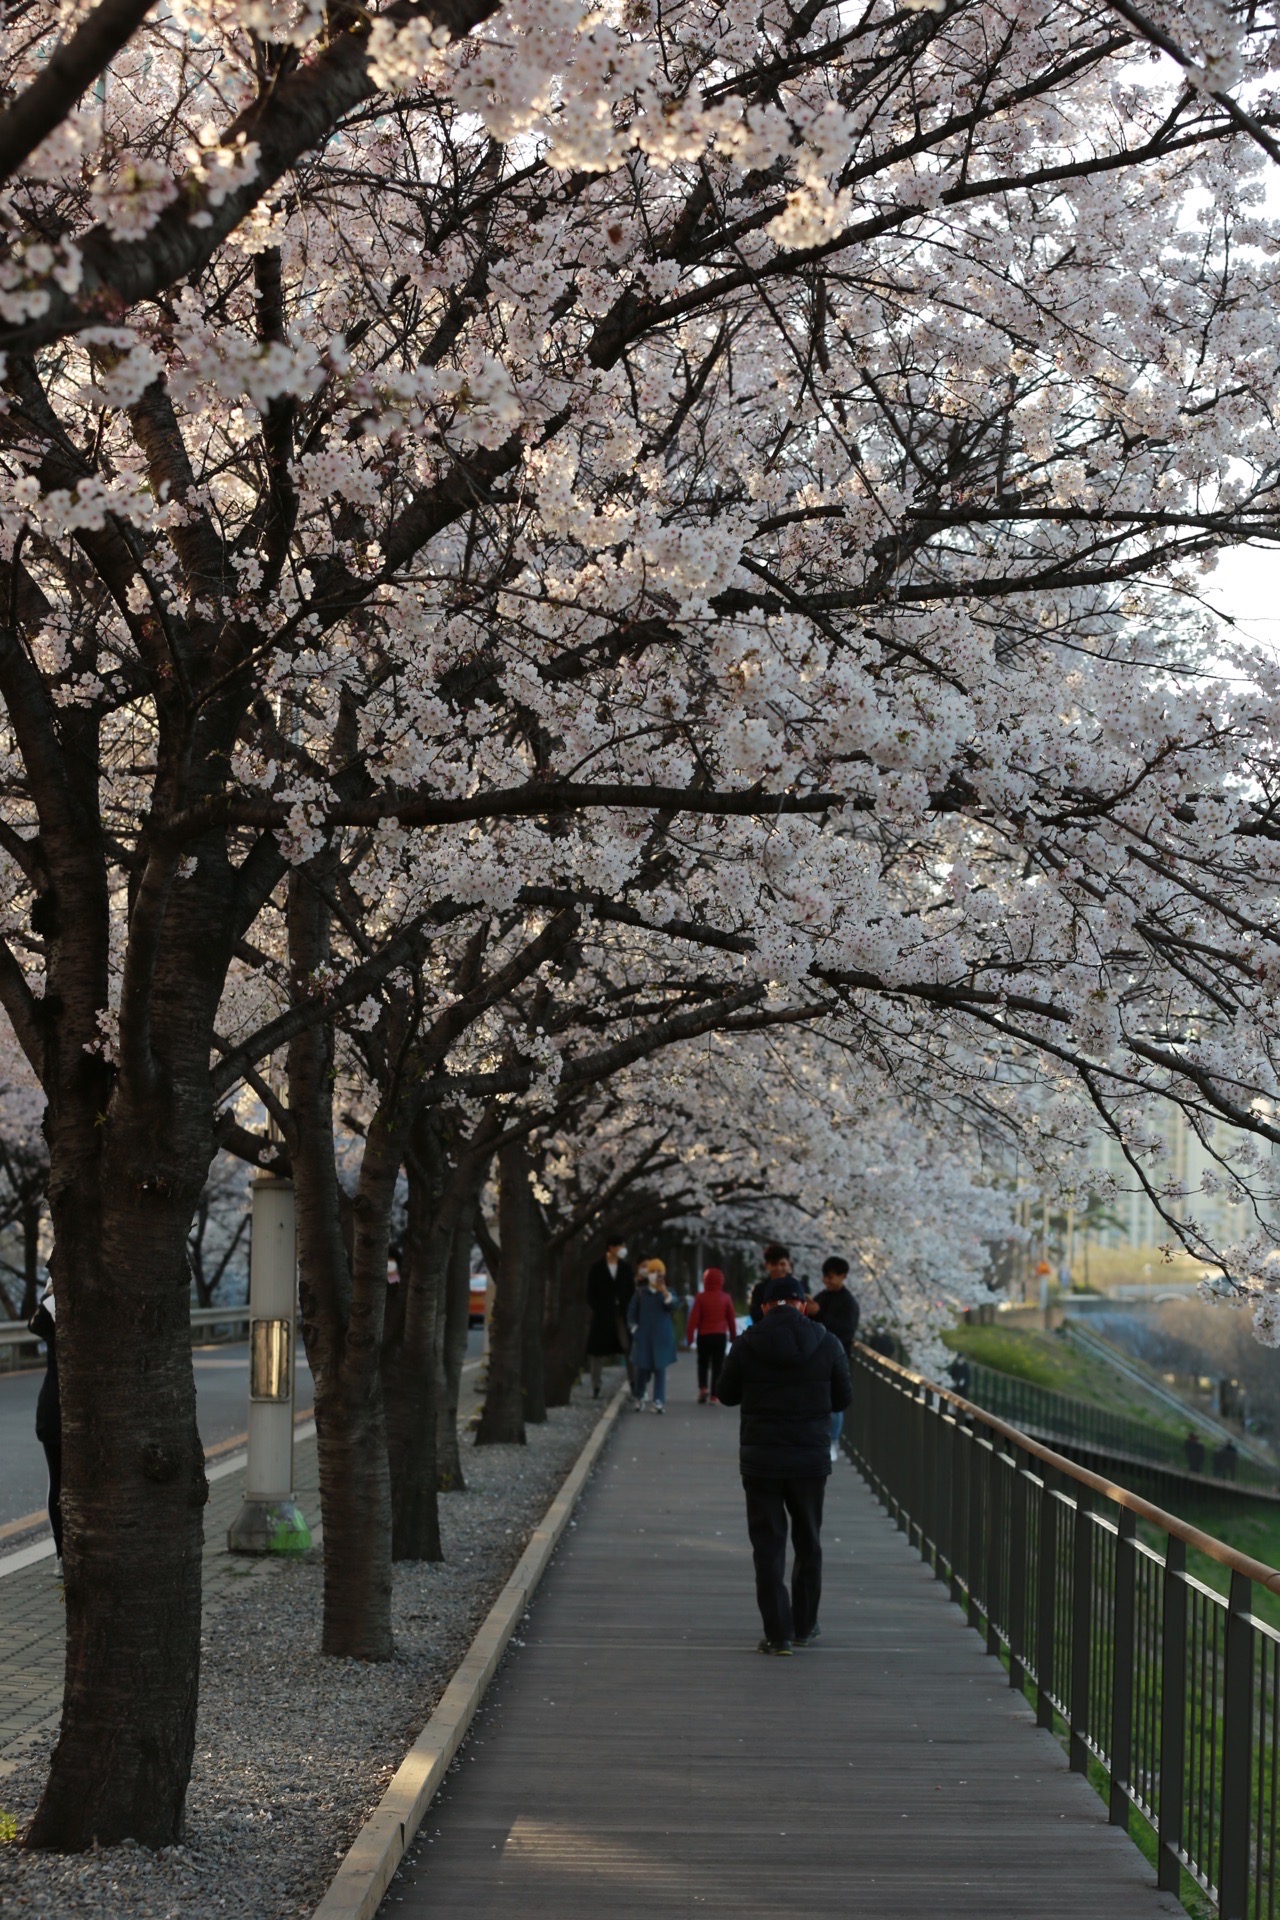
top-left (627, 1259), bottom-right (678, 1412)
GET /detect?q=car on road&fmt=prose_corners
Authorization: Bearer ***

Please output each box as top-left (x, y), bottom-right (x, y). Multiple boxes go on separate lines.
top-left (469, 1270), bottom-right (489, 1329)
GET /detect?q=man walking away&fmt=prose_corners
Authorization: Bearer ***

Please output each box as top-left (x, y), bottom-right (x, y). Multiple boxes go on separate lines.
top-left (685, 1266), bottom-right (737, 1402)
top-left (805, 1257), bottom-right (859, 1461)
top-left (585, 1235), bottom-right (633, 1398)
top-left (717, 1276), bottom-right (852, 1655)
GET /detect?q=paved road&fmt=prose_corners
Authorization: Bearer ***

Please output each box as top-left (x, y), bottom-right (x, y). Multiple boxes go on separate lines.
top-left (0, 1326), bottom-right (483, 1529)
top-left (0, 1339), bottom-right (316, 1528)
top-left (386, 1365), bottom-right (1183, 1919)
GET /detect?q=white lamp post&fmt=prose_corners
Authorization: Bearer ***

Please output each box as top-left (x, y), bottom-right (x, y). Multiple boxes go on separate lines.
top-left (227, 1173), bottom-right (311, 1554)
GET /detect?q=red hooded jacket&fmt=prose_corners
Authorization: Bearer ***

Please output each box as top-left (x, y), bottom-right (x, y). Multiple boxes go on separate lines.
top-left (686, 1269), bottom-right (737, 1342)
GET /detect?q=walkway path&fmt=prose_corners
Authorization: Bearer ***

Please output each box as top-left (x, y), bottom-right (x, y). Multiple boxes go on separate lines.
top-left (386, 1365), bottom-right (1186, 1919)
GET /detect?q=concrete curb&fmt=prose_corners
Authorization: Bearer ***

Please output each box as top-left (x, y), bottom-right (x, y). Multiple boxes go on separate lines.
top-left (311, 1384), bottom-right (628, 1920)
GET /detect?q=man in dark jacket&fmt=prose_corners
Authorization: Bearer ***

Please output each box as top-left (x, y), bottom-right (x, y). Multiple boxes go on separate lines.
top-left (717, 1275), bottom-right (852, 1655)
top-left (805, 1256), bottom-right (859, 1462)
top-left (584, 1236), bottom-right (633, 1397)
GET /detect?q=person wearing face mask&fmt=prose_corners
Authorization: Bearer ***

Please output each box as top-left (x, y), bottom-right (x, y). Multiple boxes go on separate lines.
top-left (626, 1258), bottom-right (678, 1412)
top-left (584, 1233), bottom-right (633, 1398)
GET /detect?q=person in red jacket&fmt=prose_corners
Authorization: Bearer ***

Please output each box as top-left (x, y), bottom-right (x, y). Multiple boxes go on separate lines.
top-left (686, 1267), bottom-right (737, 1404)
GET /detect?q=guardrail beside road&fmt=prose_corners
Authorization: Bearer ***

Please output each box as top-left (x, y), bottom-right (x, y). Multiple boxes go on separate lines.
top-left (0, 1303), bottom-right (251, 1350)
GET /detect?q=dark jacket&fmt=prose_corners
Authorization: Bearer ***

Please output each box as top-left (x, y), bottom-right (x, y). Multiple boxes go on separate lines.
top-left (811, 1284), bottom-right (858, 1357)
top-left (28, 1297), bottom-right (59, 1444)
top-left (717, 1308), bottom-right (852, 1479)
top-left (585, 1256), bottom-right (633, 1356)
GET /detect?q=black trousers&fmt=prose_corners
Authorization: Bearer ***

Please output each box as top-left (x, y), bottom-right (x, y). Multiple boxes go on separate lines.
top-left (42, 1435), bottom-right (62, 1558)
top-left (742, 1474), bottom-right (825, 1644)
top-left (696, 1333), bottom-right (727, 1394)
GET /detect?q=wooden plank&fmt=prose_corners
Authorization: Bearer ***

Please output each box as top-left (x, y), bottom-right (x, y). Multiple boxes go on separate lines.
top-left (311, 1385), bottom-right (628, 1920)
top-left (384, 1375), bottom-right (1186, 1918)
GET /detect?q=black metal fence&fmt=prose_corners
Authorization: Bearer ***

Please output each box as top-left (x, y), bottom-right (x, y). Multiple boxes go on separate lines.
top-left (961, 1358), bottom-right (1275, 1491)
top-left (849, 1346), bottom-right (1280, 1920)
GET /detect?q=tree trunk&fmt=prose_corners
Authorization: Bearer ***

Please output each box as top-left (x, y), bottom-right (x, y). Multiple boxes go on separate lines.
top-left (475, 1139), bottom-right (530, 1445)
top-left (522, 1206), bottom-right (549, 1427)
top-left (27, 1100), bottom-right (210, 1849)
top-left (543, 1231), bottom-right (588, 1408)
top-left (382, 1111), bottom-right (446, 1559)
top-left (20, 1192), bottom-right (41, 1319)
top-left (289, 872), bottom-right (395, 1659)
top-left (436, 1185), bottom-right (476, 1492)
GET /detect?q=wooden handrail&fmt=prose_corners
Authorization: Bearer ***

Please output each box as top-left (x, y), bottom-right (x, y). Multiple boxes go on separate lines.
top-left (856, 1343), bottom-right (1280, 1598)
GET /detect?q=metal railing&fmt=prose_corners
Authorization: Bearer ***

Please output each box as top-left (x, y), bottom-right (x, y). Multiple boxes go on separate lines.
top-left (0, 1303), bottom-right (250, 1348)
top-left (850, 1346), bottom-right (1280, 1920)
top-left (961, 1358), bottom-right (1276, 1491)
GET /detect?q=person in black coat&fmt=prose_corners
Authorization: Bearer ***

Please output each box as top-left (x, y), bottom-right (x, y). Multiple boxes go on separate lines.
top-left (717, 1276), bottom-right (852, 1655)
top-left (804, 1256), bottom-right (859, 1462)
top-left (27, 1283), bottom-right (61, 1565)
top-left (584, 1237), bottom-right (633, 1397)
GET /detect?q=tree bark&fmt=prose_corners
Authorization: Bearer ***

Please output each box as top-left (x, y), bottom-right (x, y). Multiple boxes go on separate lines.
top-left (521, 1200), bottom-right (549, 1427)
top-left (543, 1230), bottom-right (588, 1408)
top-left (383, 1112), bottom-right (445, 1561)
top-left (27, 1179), bottom-right (208, 1849)
top-left (289, 872), bottom-right (395, 1659)
top-left (20, 1192), bottom-right (41, 1319)
top-left (436, 1184), bottom-right (477, 1492)
top-left (475, 1139), bottom-right (531, 1445)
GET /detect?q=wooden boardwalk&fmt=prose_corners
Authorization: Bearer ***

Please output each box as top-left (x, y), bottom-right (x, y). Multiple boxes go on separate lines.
top-left (385, 1363), bottom-right (1187, 1919)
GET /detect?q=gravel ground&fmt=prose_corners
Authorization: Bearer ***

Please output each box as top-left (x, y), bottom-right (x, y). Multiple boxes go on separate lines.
top-left (0, 1380), bottom-right (615, 1919)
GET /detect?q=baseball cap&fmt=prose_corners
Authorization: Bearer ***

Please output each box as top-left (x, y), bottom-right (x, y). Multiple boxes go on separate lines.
top-left (762, 1276), bottom-right (806, 1304)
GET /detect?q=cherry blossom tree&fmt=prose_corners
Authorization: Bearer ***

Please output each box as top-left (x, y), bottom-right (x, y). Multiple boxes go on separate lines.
top-left (2, 0), bottom-right (1280, 1852)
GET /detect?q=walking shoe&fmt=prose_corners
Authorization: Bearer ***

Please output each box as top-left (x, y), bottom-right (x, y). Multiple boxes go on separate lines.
top-left (793, 1624), bottom-right (822, 1649)
top-left (830, 1443), bottom-right (839, 1462)
top-left (654, 1403), bottom-right (665, 1414)
top-left (697, 1387), bottom-right (708, 1403)
top-left (593, 1383), bottom-right (601, 1398)
top-left (629, 1397), bottom-right (644, 1411)
top-left (709, 1395), bottom-right (721, 1405)
top-left (757, 1638), bottom-right (793, 1657)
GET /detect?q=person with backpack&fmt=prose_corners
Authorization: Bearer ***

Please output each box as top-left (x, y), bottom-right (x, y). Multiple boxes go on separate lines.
top-left (716, 1275), bottom-right (852, 1655)
top-left (685, 1266), bottom-right (737, 1403)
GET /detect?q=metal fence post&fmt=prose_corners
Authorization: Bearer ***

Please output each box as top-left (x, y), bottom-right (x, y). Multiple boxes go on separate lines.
top-left (1157, 1536), bottom-right (1188, 1896)
top-left (1007, 1448), bottom-right (1029, 1692)
top-left (984, 1432), bottom-right (1004, 1657)
top-left (1219, 1568), bottom-right (1255, 1920)
top-left (1110, 1508), bottom-right (1137, 1829)
top-left (967, 1423), bottom-right (986, 1630)
top-left (1069, 1485), bottom-right (1094, 1773)
top-left (1036, 1473), bottom-right (1057, 1728)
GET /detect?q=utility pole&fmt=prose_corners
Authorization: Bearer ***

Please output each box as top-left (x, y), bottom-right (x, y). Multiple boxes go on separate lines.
top-left (227, 1172), bottom-right (311, 1554)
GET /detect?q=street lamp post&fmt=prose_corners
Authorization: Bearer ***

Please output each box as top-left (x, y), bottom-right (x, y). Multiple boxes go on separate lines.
top-left (227, 1173), bottom-right (311, 1555)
